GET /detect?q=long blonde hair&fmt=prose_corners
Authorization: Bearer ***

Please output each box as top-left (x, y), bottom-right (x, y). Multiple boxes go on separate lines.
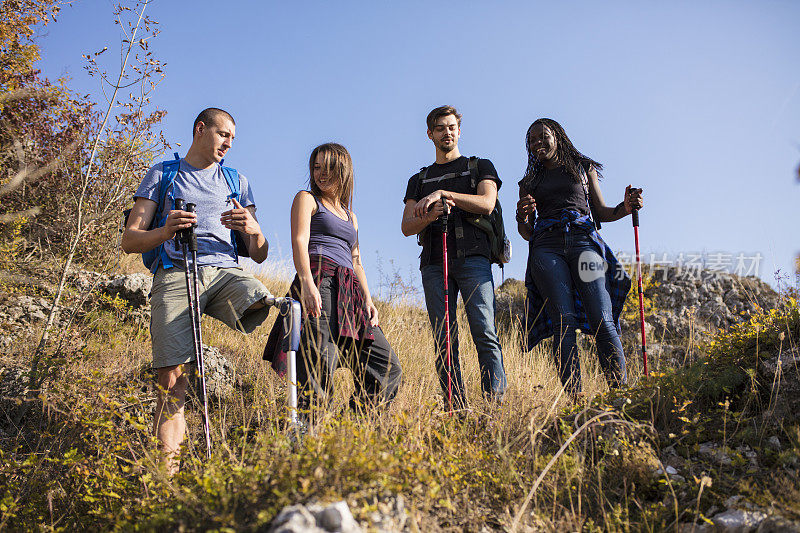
top-left (308, 143), bottom-right (354, 210)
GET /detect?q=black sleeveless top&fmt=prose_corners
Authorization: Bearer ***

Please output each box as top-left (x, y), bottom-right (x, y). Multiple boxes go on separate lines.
top-left (519, 165), bottom-right (590, 220)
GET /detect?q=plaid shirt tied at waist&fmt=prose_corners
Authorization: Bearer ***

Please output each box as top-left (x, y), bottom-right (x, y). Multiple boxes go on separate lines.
top-left (263, 255), bottom-right (374, 375)
top-left (523, 210), bottom-right (631, 350)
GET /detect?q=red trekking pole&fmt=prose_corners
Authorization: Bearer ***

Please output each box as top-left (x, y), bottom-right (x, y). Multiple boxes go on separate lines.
top-left (632, 208), bottom-right (648, 376)
top-left (441, 199), bottom-right (453, 412)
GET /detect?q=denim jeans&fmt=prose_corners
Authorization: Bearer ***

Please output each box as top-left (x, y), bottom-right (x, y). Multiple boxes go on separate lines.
top-left (421, 255), bottom-right (507, 408)
top-left (528, 226), bottom-right (627, 394)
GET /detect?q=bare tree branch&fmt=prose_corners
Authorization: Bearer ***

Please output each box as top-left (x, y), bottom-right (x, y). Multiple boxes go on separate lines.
top-left (0, 139), bottom-right (78, 198)
top-left (16, 0), bottom-right (154, 426)
top-left (0, 207), bottom-right (42, 223)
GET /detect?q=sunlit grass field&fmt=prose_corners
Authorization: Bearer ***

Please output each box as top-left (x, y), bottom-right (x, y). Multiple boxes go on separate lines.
top-left (1, 254), bottom-right (798, 531)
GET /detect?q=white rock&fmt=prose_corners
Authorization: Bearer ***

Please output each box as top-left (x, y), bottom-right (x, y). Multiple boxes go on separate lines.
top-left (711, 509), bottom-right (766, 532)
top-left (308, 501), bottom-right (362, 533)
top-left (270, 501), bottom-right (362, 533)
top-left (655, 465), bottom-right (678, 476)
top-left (269, 505), bottom-right (324, 533)
top-left (698, 442), bottom-right (732, 466)
top-left (101, 273), bottom-right (152, 308)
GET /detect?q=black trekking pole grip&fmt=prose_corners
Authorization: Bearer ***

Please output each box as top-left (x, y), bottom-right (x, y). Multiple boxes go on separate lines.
top-left (185, 202), bottom-right (198, 252)
top-left (173, 198), bottom-right (186, 244)
top-left (631, 209), bottom-right (639, 227)
top-left (440, 197), bottom-right (450, 224)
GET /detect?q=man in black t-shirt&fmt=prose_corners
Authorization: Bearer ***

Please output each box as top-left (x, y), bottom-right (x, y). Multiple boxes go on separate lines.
top-left (401, 105), bottom-right (507, 410)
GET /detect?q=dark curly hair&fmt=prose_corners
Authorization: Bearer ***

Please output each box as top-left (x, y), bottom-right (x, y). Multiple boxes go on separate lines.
top-left (521, 118), bottom-right (602, 192)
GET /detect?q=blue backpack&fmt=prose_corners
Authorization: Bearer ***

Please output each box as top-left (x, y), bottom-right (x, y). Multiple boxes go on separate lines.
top-left (134, 153), bottom-right (249, 273)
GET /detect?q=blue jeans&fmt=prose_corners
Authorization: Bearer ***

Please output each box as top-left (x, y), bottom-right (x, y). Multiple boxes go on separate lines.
top-left (421, 255), bottom-right (507, 408)
top-left (528, 226), bottom-right (627, 394)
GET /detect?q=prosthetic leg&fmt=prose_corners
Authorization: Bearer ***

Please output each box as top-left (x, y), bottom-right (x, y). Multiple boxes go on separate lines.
top-left (262, 296), bottom-right (303, 432)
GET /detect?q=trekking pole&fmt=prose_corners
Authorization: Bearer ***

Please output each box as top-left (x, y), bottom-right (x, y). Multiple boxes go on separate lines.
top-left (263, 295), bottom-right (302, 432)
top-left (441, 198), bottom-right (453, 413)
top-left (632, 208), bottom-right (649, 376)
top-left (175, 199), bottom-right (212, 458)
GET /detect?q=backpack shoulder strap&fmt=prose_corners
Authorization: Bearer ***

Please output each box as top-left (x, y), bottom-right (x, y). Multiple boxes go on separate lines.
top-left (157, 153), bottom-right (181, 212)
top-left (148, 152), bottom-right (181, 272)
top-left (220, 165), bottom-right (240, 200)
top-left (219, 164), bottom-right (243, 260)
top-left (577, 161), bottom-right (590, 208)
top-left (467, 156), bottom-right (479, 191)
top-left (413, 166), bottom-right (431, 250)
top-left (414, 166), bottom-right (429, 200)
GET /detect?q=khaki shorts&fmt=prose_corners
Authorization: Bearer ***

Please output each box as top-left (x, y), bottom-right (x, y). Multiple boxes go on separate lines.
top-left (150, 265), bottom-right (271, 368)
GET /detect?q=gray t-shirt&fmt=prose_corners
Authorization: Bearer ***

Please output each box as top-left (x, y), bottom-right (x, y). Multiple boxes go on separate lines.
top-left (134, 159), bottom-right (257, 268)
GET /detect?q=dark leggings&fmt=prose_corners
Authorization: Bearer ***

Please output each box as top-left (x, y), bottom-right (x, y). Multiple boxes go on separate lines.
top-left (297, 276), bottom-right (402, 411)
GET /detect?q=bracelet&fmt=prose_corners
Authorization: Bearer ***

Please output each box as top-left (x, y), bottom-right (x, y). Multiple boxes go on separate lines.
top-left (612, 202), bottom-right (625, 216)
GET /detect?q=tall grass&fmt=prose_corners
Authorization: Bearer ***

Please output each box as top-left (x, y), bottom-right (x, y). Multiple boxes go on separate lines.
top-left (2, 259), bottom-right (798, 531)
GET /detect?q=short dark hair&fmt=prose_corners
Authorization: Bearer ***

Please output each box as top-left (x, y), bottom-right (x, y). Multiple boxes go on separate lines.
top-left (192, 107), bottom-right (235, 138)
top-left (426, 105), bottom-right (462, 131)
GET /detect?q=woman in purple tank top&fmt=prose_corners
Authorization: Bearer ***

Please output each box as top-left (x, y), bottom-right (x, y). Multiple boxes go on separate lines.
top-left (265, 143), bottom-right (402, 421)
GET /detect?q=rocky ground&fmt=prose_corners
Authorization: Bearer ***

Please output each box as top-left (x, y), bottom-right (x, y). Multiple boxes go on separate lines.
top-left (497, 266), bottom-right (781, 368)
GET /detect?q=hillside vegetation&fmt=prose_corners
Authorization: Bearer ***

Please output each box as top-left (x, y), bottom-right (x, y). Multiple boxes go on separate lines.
top-left (1, 253), bottom-right (798, 531)
top-left (1, 2), bottom-right (798, 530)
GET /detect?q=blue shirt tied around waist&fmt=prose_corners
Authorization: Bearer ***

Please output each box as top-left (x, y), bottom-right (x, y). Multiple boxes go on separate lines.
top-left (523, 209), bottom-right (631, 350)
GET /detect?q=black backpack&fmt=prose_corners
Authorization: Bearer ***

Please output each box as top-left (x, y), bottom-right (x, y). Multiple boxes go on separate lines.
top-left (414, 156), bottom-right (511, 268)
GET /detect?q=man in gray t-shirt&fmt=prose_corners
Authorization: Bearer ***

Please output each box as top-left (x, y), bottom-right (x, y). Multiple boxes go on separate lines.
top-left (122, 107), bottom-right (272, 473)
top-left (134, 159), bottom-right (259, 268)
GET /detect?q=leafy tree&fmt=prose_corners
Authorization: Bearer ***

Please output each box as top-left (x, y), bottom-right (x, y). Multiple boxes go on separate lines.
top-left (0, 0), bottom-right (166, 266)
top-left (1, 0), bottom-right (95, 257)
top-left (3, 0), bottom-right (168, 423)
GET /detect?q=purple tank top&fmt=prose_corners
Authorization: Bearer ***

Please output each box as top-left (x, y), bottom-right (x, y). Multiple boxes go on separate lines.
top-left (307, 195), bottom-right (357, 269)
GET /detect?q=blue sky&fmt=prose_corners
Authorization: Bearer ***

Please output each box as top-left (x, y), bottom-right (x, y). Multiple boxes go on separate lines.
top-left (36, 1), bottom-right (800, 296)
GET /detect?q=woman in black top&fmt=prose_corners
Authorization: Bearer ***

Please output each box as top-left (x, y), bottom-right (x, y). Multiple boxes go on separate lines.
top-left (516, 118), bottom-right (643, 398)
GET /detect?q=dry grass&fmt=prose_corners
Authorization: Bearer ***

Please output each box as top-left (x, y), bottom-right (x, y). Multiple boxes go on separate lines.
top-left (3, 257), bottom-right (798, 531)
top-left (107, 252), bottom-right (631, 421)
top-left (188, 265), bottom-right (627, 434)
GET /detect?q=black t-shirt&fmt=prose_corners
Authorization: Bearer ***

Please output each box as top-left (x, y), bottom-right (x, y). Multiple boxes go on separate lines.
top-left (404, 156), bottom-right (501, 268)
top-left (518, 165), bottom-right (590, 220)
